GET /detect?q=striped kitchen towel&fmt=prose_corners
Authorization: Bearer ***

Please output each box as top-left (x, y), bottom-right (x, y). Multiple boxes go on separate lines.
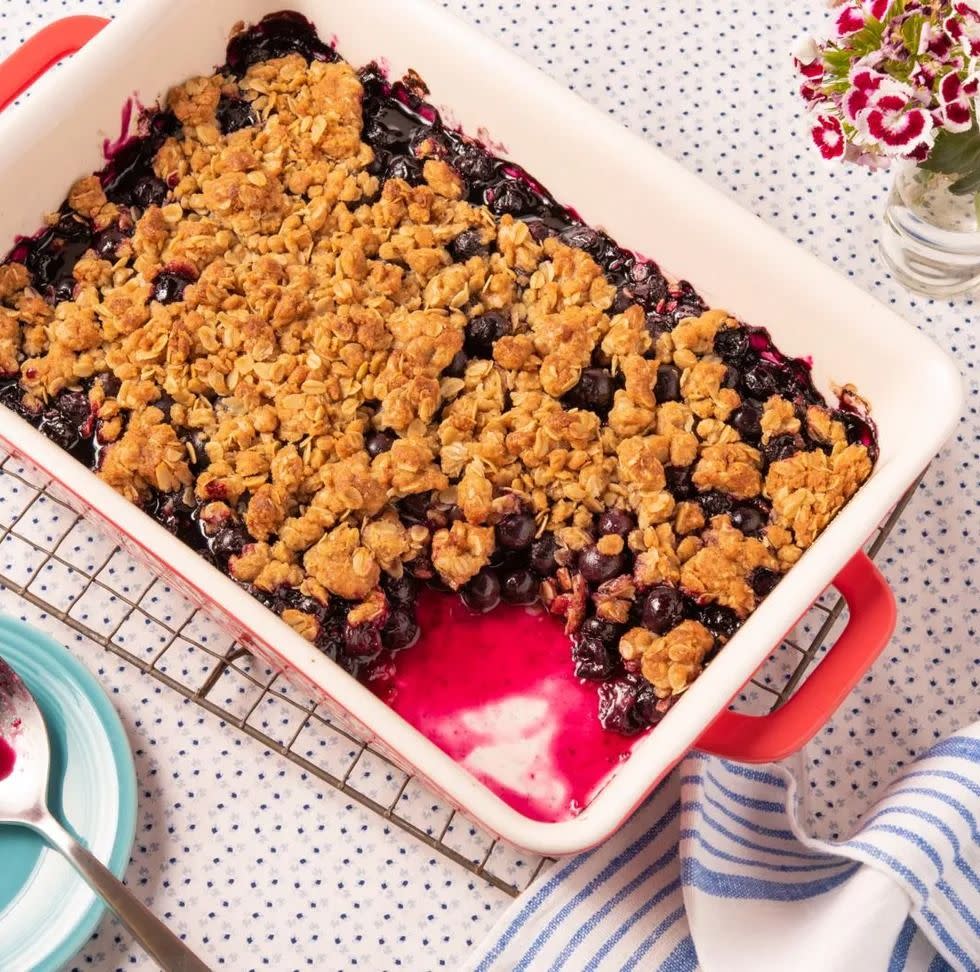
top-left (470, 724), bottom-right (979, 972)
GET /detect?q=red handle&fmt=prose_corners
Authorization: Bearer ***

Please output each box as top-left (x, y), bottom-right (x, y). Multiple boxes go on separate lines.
top-left (0, 16), bottom-right (109, 112)
top-left (695, 551), bottom-right (896, 762)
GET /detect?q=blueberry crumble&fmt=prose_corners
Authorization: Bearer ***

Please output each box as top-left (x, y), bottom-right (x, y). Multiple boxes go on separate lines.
top-left (0, 12), bottom-right (877, 736)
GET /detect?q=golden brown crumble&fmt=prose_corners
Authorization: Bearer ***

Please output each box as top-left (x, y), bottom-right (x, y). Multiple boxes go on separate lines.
top-left (0, 45), bottom-right (875, 706)
top-left (680, 515), bottom-right (780, 617)
top-left (619, 620), bottom-right (714, 697)
top-left (764, 444), bottom-right (872, 549)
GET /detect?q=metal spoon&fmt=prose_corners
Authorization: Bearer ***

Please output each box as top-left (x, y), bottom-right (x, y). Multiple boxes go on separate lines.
top-left (0, 654), bottom-right (211, 972)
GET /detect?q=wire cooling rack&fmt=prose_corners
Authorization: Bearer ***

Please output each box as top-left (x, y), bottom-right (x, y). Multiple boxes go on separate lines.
top-left (0, 445), bottom-right (921, 898)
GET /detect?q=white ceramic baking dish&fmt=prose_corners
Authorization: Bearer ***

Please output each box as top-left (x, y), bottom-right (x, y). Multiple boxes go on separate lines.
top-left (0, 1), bottom-right (964, 855)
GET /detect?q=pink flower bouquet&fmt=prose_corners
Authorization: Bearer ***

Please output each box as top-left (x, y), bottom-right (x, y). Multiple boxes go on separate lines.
top-left (796, 1), bottom-right (980, 195)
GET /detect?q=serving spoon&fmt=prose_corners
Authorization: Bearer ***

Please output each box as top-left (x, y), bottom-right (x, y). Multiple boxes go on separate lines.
top-left (0, 654), bottom-right (211, 972)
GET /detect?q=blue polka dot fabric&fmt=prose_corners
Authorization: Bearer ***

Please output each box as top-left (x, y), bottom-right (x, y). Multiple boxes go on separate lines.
top-left (0, 2), bottom-right (976, 970)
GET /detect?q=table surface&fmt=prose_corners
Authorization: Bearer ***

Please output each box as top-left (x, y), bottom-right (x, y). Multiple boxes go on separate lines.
top-left (0, 2), bottom-right (976, 970)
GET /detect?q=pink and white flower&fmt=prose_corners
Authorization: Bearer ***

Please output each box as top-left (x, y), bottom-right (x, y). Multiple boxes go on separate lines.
top-left (946, 8), bottom-right (980, 57)
top-left (842, 66), bottom-right (891, 122)
top-left (855, 90), bottom-right (936, 157)
top-left (834, 0), bottom-right (890, 35)
top-left (836, 6), bottom-right (868, 35)
top-left (811, 115), bottom-right (847, 159)
top-left (935, 70), bottom-right (979, 132)
top-left (793, 36), bottom-right (825, 79)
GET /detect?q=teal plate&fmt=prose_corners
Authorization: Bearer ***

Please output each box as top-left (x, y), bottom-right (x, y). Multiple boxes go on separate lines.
top-left (0, 614), bottom-right (137, 972)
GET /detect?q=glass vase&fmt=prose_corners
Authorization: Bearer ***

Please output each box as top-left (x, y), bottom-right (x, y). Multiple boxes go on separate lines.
top-left (880, 161), bottom-right (980, 298)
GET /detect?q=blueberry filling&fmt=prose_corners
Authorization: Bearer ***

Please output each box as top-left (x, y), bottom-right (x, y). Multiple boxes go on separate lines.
top-left (102, 110), bottom-right (180, 208)
top-left (224, 11), bottom-right (339, 77)
top-left (10, 210), bottom-right (92, 304)
top-left (597, 676), bottom-right (665, 736)
top-left (0, 11), bottom-right (878, 739)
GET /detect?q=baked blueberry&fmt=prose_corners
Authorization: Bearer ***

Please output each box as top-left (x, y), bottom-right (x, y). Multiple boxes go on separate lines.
top-left (454, 144), bottom-right (497, 183)
top-left (444, 350), bottom-right (469, 378)
top-left (572, 637), bottom-right (615, 680)
top-left (765, 433), bottom-right (806, 465)
top-left (730, 504), bottom-right (767, 535)
top-left (365, 430), bottom-right (396, 458)
top-left (750, 567), bottom-right (781, 598)
top-left (698, 491), bottom-right (733, 518)
top-left (345, 623), bottom-right (382, 658)
top-left (597, 676), bottom-right (662, 735)
top-left (729, 402), bottom-right (762, 444)
top-left (597, 508), bottom-right (634, 537)
top-left (653, 363), bottom-right (681, 403)
top-left (383, 573), bottom-right (416, 608)
top-left (565, 368), bottom-right (615, 415)
top-left (714, 326), bottom-right (749, 362)
top-left (578, 545), bottom-right (626, 584)
top-left (464, 311), bottom-right (509, 358)
top-left (383, 610), bottom-right (419, 651)
top-left (91, 224), bottom-right (129, 260)
top-left (461, 568), bottom-right (501, 612)
top-left (501, 568), bottom-right (538, 604)
top-left (486, 179), bottom-right (534, 216)
top-left (38, 411), bottom-right (79, 451)
top-left (397, 492), bottom-right (432, 525)
top-left (216, 95), bottom-right (258, 134)
top-left (697, 604), bottom-right (739, 640)
top-left (664, 465), bottom-right (695, 500)
top-left (385, 154), bottom-right (424, 184)
top-left (131, 175), bottom-right (169, 209)
top-left (152, 268), bottom-right (196, 304)
top-left (580, 617), bottom-right (621, 645)
top-left (211, 523), bottom-right (251, 562)
top-left (448, 228), bottom-right (487, 261)
top-left (641, 585), bottom-right (686, 635)
top-left (529, 534), bottom-right (559, 576)
top-left (57, 390), bottom-right (92, 430)
top-left (496, 511), bottom-right (537, 550)
top-left (741, 364), bottom-right (777, 399)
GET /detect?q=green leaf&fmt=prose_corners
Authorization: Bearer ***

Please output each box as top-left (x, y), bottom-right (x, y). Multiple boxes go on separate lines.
top-left (949, 164), bottom-right (980, 195)
top-left (847, 21), bottom-right (886, 58)
top-left (919, 122), bottom-right (980, 176)
top-left (900, 13), bottom-right (924, 55)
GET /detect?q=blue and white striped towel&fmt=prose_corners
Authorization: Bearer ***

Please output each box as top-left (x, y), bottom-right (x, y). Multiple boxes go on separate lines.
top-left (471, 724), bottom-right (980, 972)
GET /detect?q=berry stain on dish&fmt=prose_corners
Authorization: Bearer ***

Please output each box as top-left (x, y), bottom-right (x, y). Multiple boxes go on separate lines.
top-left (0, 737), bottom-right (15, 782)
top-left (0, 12), bottom-right (878, 816)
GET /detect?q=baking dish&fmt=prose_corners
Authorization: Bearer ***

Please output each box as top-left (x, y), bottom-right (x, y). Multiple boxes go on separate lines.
top-left (0, 2), bottom-right (962, 855)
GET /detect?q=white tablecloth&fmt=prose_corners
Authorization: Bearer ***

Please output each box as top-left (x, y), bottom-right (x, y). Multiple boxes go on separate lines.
top-left (0, 1), bottom-right (976, 969)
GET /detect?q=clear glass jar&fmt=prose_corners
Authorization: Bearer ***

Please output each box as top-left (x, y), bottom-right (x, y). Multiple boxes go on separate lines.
top-left (880, 161), bottom-right (980, 298)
